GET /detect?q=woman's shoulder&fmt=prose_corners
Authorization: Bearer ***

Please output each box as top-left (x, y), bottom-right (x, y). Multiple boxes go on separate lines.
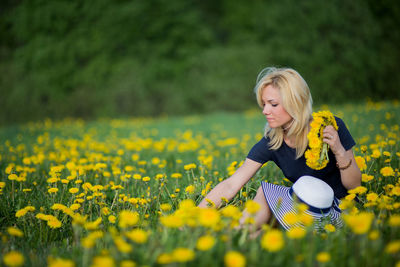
top-left (255, 135), bottom-right (270, 146)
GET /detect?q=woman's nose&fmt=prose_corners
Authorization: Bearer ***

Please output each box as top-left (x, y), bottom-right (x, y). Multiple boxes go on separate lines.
top-left (263, 105), bottom-right (270, 115)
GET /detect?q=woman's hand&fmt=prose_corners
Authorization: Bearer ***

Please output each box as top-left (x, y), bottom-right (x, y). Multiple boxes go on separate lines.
top-left (198, 158), bottom-right (262, 208)
top-left (323, 125), bottom-right (345, 157)
top-left (323, 125), bottom-right (361, 189)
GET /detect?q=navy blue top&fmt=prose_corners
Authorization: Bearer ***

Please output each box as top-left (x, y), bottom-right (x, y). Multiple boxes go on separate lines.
top-left (247, 117), bottom-right (355, 199)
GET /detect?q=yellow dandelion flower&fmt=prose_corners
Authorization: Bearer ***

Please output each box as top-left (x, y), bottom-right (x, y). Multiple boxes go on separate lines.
top-left (160, 203), bottom-right (172, 212)
top-left (172, 248), bottom-right (195, 263)
top-left (244, 200), bottom-right (260, 214)
top-left (84, 217), bottom-right (102, 230)
top-left (324, 224), bottom-right (336, 232)
top-left (198, 208), bottom-right (220, 228)
top-left (221, 205), bottom-right (242, 220)
top-left (81, 231), bottom-right (103, 248)
top-left (299, 212), bottom-right (314, 226)
top-left (91, 256), bottom-right (115, 267)
top-left (185, 185), bottom-right (195, 194)
top-left (339, 199), bottom-right (354, 210)
top-left (8, 174), bottom-right (18, 181)
top-left (369, 230), bottom-right (380, 240)
top-left (118, 210), bottom-right (139, 228)
top-left (261, 229), bottom-right (284, 252)
top-left (391, 187), bottom-right (400, 196)
top-left (282, 212), bottom-right (299, 226)
top-left (3, 251), bottom-right (24, 267)
top-left (224, 251), bottom-right (246, 267)
top-left (385, 240), bottom-right (400, 254)
top-left (48, 188), bottom-right (59, 193)
top-left (287, 227), bottom-right (306, 239)
top-left (70, 204), bottom-right (81, 211)
top-left (184, 163), bottom-right (197, 170)
top-left (371, 149), bottom-right (381, 158)
top-left (125, 229), bottom-right (149, 244)
top-left (355, 156), bottom-right (367, 171)
top-left (48, 257), bottom-right (75, 267)
top-left (47, 177), bottom-right (58, 183)
top-left (114, 236), bottom-right (132, 253)
top-left (63, 209), bottom-right (74, 218)
top-left (120, 260), bottom-right (136, 267)
top-left (308, 135), bottom-right (322, 149)
top-left (5, 164), bottom-right (13, 174)
top-left (196, 235), bottom-right (216, 251)
top-left (133, 174), bottom-right (141, 180)
top-left (160, 214), bottom-right (184, 228)
top-left (24, 206), bottom-right (35, 212)
top-left (7, 227), bottom-right (23, 237)
top-left (179, 199), bottom-right (196, 210)
top-left (316, 252), bottom-right (331, 263)
top-left (47, 219), bottom-right (62, 229)
top-left (125, 165), bottom-right (134, 172)
top-left (380, 166), bottom-right (394, 177)
top-left (348, 186), bottom-right (367, 195)
top-left (108, 215), bottom-right (116, 224)
top-left (205, 198), bottom-right (215, 207)
top-left (69, 188), bottom-right (79, 194)
top-left (51, 203), bottom-right (67, 211)
top-left (15, 209), bottom-right (28, 218)
top-left (362, 174), bottom-right (374, 183)
top-left (389, 214), bottom-right (400, 227)
top-left (366, 193), bottom-right (379, 202)
top-left (221, 197), bottom-right (229, 203)
top-left (131, 154), bottom-right (139, 161)
top-left (343, 212), bottom-right (374, 234)
top-left (157, 253), bottom-right (173, 264)
top-left (171, 173), bottom-right (182, 179)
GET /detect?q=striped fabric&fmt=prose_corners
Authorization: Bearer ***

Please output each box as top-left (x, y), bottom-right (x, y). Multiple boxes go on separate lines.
top-left (261, 181), bottom-right (343, 231)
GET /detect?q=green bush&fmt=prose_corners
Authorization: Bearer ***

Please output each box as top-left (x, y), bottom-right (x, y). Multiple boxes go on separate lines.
top-left (0, 0), bottom-right (399, 125)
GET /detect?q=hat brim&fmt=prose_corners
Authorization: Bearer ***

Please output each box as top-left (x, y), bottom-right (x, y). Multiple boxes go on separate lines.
top-left (261, 181), bottom-right (343, 230)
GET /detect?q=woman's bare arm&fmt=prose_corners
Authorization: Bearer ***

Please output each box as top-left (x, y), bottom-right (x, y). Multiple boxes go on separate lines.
top-left (198, 158), bottom-right (262, 208)
top-left (323, 125), bottom-right (362, 190)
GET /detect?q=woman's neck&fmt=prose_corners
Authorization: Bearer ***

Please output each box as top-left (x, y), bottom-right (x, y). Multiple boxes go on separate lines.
top-left (282, 119), bottom-right (294, 132)
top-left (283, 134), bottom-right (296, 148)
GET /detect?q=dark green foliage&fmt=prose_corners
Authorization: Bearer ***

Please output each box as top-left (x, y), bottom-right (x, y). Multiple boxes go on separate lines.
top-left (0, 0), bottom-right (399, 125)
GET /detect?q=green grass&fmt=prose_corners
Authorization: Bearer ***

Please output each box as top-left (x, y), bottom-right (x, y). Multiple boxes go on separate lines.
top-left (0, 100), bottom-right (399, 267)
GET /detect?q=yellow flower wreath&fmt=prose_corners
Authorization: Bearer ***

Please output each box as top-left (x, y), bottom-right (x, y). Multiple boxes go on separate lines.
top-left (305, 111), bottom-right (338, 170)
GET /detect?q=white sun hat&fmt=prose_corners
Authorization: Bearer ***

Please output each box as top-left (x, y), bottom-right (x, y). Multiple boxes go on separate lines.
top-left (261, 175), bottom-right (343, 230)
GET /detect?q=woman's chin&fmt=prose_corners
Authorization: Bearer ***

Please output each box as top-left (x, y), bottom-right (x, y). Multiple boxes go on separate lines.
top-left (268, 123), bottom-right (278, 129)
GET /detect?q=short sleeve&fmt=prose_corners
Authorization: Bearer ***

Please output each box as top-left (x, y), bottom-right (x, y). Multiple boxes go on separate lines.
top-left (247, 137), bottom-right (272, 164)
top-left (335, 116), bottom-right (356, 150)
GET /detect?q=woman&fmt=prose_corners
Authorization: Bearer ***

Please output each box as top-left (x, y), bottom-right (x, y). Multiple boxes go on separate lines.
top-left (198, 67), bottom-right (361, 231)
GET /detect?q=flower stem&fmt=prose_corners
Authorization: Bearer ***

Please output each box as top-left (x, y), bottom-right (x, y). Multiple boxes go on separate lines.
top-left (319, 143), bottom-right (329, 164)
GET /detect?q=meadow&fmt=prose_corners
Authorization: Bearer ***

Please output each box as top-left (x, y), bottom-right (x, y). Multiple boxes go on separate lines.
top-left (0, 100), bottom-right (399, 267)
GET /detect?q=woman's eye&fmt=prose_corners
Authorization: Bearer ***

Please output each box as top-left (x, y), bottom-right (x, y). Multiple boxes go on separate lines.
top-left (272, 104), bottom-right (278, 107)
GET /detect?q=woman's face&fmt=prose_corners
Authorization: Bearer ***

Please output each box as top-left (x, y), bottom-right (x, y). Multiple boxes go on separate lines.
top-left (261, 84), bottom-right (293, 129)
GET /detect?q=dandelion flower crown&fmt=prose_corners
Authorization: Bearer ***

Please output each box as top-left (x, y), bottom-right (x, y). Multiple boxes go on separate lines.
top-left (305, 110), bottom-right (338, 170)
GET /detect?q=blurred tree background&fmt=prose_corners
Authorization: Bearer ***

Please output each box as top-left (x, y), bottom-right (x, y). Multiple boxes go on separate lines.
top-left (1, 0), bottom-right (399, 125)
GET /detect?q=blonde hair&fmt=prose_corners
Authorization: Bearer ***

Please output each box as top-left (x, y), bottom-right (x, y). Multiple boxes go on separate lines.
top-left (254, 67), bottom-right (313, 159)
